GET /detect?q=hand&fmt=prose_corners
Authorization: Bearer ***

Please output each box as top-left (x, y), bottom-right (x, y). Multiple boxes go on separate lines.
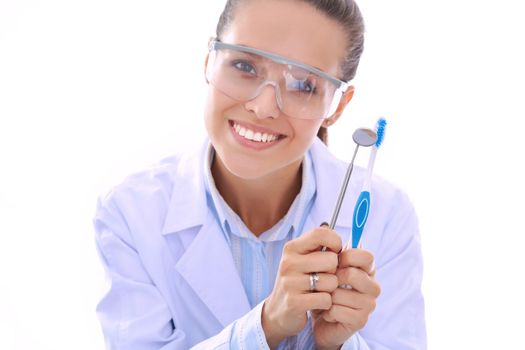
top-left (262, 227), bottom-right (342, 349)
top-left (313, 248), bottom-right (381, 350)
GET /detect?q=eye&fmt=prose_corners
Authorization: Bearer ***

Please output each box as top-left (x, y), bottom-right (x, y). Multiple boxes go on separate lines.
top-left (290, 79), bottom-right (316, 94)
top-left (232, 60), bottom-right (257, 75)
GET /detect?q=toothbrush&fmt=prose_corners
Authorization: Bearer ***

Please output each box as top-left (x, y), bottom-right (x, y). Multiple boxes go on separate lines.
top-left (347, 118), bottom-right (387, 249)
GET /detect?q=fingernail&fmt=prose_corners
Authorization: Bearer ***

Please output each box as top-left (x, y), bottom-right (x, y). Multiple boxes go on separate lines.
top-left (320, 222), bottom-right (329, 227)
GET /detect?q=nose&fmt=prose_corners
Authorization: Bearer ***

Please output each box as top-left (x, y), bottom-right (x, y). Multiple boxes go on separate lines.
top-left (244, 82), bottom-right (282, 119)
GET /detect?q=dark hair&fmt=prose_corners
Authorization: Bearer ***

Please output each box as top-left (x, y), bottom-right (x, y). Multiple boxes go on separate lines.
top-left (215, 0), bottom-right (365, 145)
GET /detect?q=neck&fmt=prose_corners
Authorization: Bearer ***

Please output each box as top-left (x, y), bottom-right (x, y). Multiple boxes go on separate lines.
top-left (211, 155), bottom-right (303, 237)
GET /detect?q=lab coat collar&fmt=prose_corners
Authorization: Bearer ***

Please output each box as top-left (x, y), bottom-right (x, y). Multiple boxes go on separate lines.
top-left (161, 141), bottom-right (210, 235)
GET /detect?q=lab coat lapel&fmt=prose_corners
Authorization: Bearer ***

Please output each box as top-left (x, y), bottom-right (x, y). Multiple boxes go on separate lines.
top-left (162, 140), bottom-right (251, 327)
top-left (175, 215), bottom-right (251, 327)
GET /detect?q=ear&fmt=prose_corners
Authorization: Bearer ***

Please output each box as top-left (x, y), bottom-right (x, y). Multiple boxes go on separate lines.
top-left (204, 53), bottom-right (210, 83)
top-left (204, 37), bottom-right (215, 83)
top-left (322, 86), bottom-right (355, 127)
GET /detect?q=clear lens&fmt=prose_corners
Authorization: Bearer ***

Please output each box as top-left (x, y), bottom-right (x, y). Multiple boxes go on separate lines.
top-left (206, 46), bottom-right (344, 120)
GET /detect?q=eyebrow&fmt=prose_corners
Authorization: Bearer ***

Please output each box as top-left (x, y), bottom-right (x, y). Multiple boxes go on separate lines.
top-left (233, 49), bottom-right (264, 63)
top-left (231, 42), bottom-right (325, 72)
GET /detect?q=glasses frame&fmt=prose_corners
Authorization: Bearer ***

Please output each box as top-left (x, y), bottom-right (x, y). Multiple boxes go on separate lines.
top-left (207, 39), bottom-right (351, 119)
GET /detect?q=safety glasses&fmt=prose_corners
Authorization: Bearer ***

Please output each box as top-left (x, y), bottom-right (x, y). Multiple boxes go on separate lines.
top-left (206, 39), bottom-right (350, 120)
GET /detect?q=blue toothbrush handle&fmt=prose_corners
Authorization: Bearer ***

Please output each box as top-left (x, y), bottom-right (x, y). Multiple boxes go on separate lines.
top-left (352, 191), bottom-right (370, 248)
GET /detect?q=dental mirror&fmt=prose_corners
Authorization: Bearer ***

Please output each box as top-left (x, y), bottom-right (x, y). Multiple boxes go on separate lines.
top-left (353, 128), bottom-right (377, 147)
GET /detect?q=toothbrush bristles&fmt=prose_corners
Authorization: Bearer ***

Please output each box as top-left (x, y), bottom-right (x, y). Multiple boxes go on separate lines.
top-left (375, 118), bottom-right (387, 148)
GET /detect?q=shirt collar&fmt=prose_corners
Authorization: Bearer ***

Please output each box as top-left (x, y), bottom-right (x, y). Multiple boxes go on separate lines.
top-left (203, 144), bottom-right (231, 240)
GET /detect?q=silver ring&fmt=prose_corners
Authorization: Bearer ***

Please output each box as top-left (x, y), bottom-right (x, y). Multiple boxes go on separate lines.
top-left (309, 272), bottom-right (320, 292)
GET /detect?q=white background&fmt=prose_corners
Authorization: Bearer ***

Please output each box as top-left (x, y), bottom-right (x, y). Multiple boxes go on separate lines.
top-left (1, 0), bottom-right (524, 349)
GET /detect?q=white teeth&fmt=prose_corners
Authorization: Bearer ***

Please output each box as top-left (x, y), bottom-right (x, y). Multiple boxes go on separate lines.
top-left (232, 122), bottom-right (279, 143)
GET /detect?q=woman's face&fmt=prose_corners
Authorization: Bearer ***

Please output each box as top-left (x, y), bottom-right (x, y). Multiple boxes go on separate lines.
top-left (204, 0), bottom-right (348, 181)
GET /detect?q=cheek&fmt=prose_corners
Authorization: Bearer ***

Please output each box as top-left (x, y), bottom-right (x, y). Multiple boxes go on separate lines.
top-left (290, 119), bottom-right (324, 146)
top-left (204, 88), bottom-right (231, 131)
top-left (204, 89), bottom-right (219, 124)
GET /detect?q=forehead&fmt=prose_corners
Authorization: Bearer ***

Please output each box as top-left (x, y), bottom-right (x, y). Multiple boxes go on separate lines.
top-left (220, 0), bottom-right (348, 77)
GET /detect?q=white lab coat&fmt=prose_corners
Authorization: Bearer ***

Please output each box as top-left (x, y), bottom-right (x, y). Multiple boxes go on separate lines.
top-left (94, 138), bottom-right (426, 349)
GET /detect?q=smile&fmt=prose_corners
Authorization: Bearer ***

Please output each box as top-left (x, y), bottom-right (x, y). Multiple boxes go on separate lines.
top-left (231, 121), bottom-right (282, 143)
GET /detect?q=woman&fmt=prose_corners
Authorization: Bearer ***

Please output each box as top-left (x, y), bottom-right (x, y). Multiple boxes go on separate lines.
top-left (94, 0), bottom-right (426, 349)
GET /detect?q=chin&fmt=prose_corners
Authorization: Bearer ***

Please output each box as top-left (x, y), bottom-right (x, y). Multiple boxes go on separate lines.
top-left (220, 152), bottom-right (275, 180)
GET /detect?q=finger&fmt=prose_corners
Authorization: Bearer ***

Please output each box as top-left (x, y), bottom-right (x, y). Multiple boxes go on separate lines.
top-left (336, 267), bottom-right (381, 297)
top-left (299, 292), bottom-right (333, 311)
top-left (322, 304), bottom-right (369, 330)
top-left (331, 288), bottom-right (377, 312)
top-left (301, 273), bottom-right (338, 293)
top-left (286, 227), bottom-right (342, 254)
top-left (339, 248), bottom-right (375, 275)
top-left (279, 250), bottom-right (338, 275)
top-left (321, 310), bottom-right (337, 323)
top-left (280, 273), bottom-right (337, 293)
top-left (296, 251), bottom-right (339, 273)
